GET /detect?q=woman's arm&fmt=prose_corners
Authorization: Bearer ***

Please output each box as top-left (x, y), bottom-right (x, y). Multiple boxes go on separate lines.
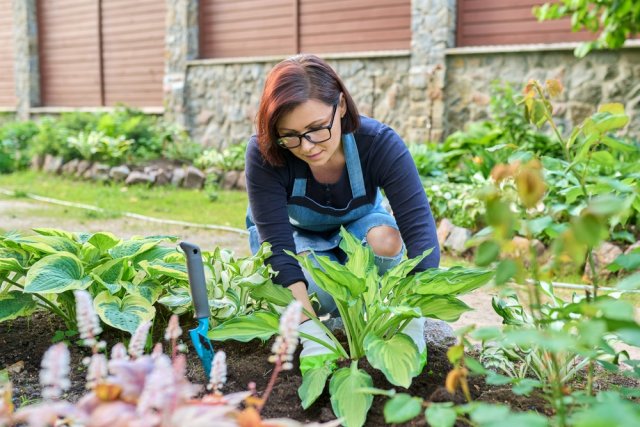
top-left (370, 126), bottom-right (440, 269)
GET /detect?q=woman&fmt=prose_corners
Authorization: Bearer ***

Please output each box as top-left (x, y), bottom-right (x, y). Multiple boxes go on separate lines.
top-left (245, 54), bottom-right (439, 373)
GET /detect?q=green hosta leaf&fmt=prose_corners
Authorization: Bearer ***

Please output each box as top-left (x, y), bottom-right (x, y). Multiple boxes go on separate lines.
top-left (384, 393), bottom-right (423, 424)
top-left (208, 312), bottom-right (279, 342)
top-left (142, 260), bottom-right (188, 281)
top-left (0, 291), bottom-right (36, 322)
top-left (313, 253), bottom-right (367, 298)
top-left (13, 235), bottom-right (79, 256)
top-left (425, 403), bottom-right (457, 427)
top-left (32, 228), bottom-right (77, 241)
top-left (109, 238), bottom-right (163, 259)
top-left (404, 294), bottom-right (472, 322)
top-left (122, 280), bottom-right (164, 304)
top-left (94, 291), bottom-right (155, 334)
top-left (290, 252), bottom-right (351, 302)
top-left (0, 248), bottom-right (29, 273)
top-left (245, 280), bottom-right (293, 307)
top-left (158, 287), bottom-right (192, 313)
top-left (364, 333), bottom-right (421, 388)
top-left (90, 258), bottom-right (125, 294)
top-left (133, 246), bottom-right (177, 267)
top-left (414, 267), bottom-right (493, 296)
top-left (87, 232), bottom-right (121, 253)
top-left (381, 248), bottom-right (432, 292)
top-left (339, 228), bottom-right (375, 278)
top-left (330, 363), bottom-right (373, 427)
top-left (298, 365), bottom-right (332, 409)
top-left (24, 253), bottom-right (90, 293)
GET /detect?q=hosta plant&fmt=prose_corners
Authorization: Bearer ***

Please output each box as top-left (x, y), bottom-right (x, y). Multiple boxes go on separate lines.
top-left (0, 228), bottom-right (282, 337)
top-left (208, 228), bottom-right (494, 427)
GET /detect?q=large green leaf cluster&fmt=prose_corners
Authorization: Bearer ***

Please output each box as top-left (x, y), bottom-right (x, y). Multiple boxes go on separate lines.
top-left (0, 228), bottom-right (279, 335)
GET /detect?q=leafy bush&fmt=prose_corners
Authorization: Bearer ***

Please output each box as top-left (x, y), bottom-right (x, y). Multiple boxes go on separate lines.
top-left (0, 121), bottom-right (38, 173)
top-left (195, 141), bottom-right (248, 172)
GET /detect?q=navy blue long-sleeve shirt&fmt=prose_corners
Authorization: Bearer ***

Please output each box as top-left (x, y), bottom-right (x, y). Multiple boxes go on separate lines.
top-left (245, 116), bottom-right (440, 287)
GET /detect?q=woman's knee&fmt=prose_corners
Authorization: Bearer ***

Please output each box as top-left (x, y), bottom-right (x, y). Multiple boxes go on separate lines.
top-left (366, 225), bottom-right (403, 257)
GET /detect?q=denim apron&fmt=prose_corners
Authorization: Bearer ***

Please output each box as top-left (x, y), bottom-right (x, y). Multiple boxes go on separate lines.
top-left (247, 133), bottom-right (404, 314)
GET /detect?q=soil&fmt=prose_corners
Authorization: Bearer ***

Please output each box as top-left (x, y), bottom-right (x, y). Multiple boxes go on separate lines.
top-left (1, 197), bottom-right (639, 425)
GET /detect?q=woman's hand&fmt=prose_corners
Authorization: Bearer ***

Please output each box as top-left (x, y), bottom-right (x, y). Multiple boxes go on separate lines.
top-left (288, 280), bottom-right (316, 322)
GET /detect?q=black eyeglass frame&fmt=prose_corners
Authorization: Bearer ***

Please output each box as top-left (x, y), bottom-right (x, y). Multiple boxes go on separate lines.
top-left (276, 102), bottom-right (339, 149)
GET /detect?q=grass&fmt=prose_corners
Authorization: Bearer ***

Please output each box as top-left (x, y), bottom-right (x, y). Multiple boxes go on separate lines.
top-left (0, 170), bottom-right (249, 229)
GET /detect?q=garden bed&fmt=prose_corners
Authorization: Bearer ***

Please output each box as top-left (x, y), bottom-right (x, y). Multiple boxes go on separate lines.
top-left (4, 311), bottom-right (637, 426)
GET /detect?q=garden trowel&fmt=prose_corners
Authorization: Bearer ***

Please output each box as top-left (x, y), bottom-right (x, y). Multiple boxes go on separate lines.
top-left (180, 241), bottom-right (214, 379)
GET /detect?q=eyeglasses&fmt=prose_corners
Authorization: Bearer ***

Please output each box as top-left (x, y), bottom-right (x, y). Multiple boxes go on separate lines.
top-left (277, 103), bottom-right (338, 149)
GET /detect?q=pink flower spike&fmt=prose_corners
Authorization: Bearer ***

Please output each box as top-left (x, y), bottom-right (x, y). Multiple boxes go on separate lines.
top-left (164, 315), bottom-right (182, 341)
top-left (129, 321), bottom-right (151, 359)
top-left (151, 342), bottom-right (163, 359)
top-left (86, 354), bottom-right (108, 390)
top-left (111, 342), bottom-right (129, 360)
top-left (269, 301), bottom-right (302, 369)
top-left (208, 351), bottom-right (227, 393)
top-left (74, 290), bottom-right (102, 348)
top-left (40, 343), bottom-right (71, 400)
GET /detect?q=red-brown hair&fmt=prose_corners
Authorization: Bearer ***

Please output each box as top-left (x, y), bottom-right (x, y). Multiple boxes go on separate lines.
top-left (255, 54), bottom-right (360, 167)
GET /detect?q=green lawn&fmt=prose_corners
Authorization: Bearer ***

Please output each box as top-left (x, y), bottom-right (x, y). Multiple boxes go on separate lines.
top-left (0, 170), bottom-right (249, 229)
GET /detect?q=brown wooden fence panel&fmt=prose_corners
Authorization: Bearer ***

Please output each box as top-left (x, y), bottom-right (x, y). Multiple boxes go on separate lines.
top-left (457, 0), bottom-right (595, 47)
top-left (101, 0), bottom-right (164, 107)
top-left (0, 0), bottom-right (16, 107)
top-left (299, 0), bottom-right (410, 54)
top-left (38, 0), bottom-right (102, 106)
top-left (200, 0), bottom-right (295, 58)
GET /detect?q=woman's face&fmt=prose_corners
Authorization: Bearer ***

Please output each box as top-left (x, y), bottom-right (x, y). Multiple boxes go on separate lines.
top-left (276, 96), bottom-right (346, 167)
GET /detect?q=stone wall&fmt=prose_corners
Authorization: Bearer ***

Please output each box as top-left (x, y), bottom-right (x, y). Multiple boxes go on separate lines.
top-left (445, 47), bottom-right (640, 136)
top-left (184, 55), bottom-right (411, 150)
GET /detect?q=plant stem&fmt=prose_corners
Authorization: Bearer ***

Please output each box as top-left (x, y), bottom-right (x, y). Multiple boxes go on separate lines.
top-left (258, 359), bottom-right (282, 413)
top-left (549, 353), bottom-right (567, 427)
top-left (5, 277), bottom-right (74, 326)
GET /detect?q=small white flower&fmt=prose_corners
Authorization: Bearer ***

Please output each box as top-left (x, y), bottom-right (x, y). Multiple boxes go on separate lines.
top-left (86, 354), bottom-right (108, 389)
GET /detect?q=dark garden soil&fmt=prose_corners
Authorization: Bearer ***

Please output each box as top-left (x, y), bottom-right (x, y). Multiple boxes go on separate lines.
top-left (4, 311), bottom-right (639, 426)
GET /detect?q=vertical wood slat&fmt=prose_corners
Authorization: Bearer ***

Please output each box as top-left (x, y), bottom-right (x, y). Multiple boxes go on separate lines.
top-left (0, 0), bottom-right (17, 107)
top-left (100, 0), bottom-right (165, 107)
top-left (199, 0), bottom-right (295, 58)
top-left (456, 0), bottom-right (596, 47)
top-left (298, 0), bottom-right (411, 54)
top-left (38, 0), bottom-right (102, 107)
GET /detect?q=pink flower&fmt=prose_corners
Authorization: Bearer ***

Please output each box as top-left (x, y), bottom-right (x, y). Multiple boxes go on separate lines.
top-left (164, 315), bottom-right (182, 341)
top-left (110, 342), bottom-right (128, 360)
top-left (14, 401), bottom-right (76, 427)
top-left (269, 301), bottom-right (302, 370)
top-left (129, 321), bottom-right (151, 359)
top-left (86, 354), bottom-right (108, 389)
top-left (208, 351), bottom-right (227, 393)
top-left (74, 290), bottom-right (104, 350)
top-left (40, 343), bottom-right (70, 400)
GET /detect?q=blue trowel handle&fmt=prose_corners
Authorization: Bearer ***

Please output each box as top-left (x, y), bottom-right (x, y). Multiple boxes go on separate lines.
top-left (180, 241), bottom-right (210, 320)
